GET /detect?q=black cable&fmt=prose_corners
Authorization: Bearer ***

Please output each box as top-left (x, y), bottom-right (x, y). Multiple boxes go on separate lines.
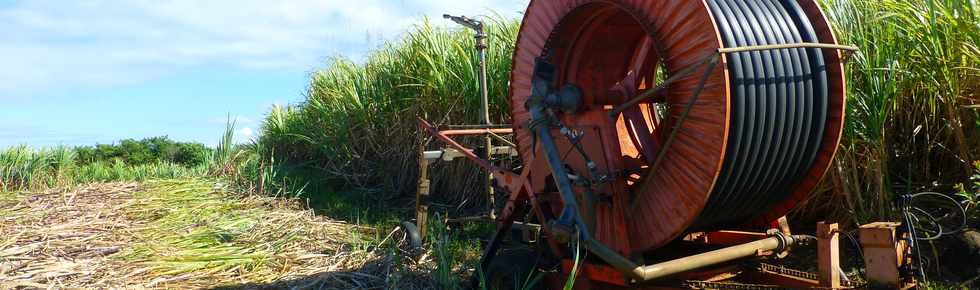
top-left (703, 0), bottom-right (744, 220)
top-left (896, 191), bottom-right (968, 281)
top-left (696, 0), bottom-right (829, 228)
top-left (900, 194), bottom-right (928, 282)
top-left (704, 0), bottom-right (755, 210)
top-left (744, 0), bottom-right (792, 197)
top-left (752, 1), bottom-right (803, 197)
top-left (770, 0), bottom-right (817, 196)
top-left (756, 0), bottom-right (806, 196)
top-left (784, 0), bottom-right (829, 188)
top-left (701, 0), bottom-right (765, 225)
top-left (841, 230), bottom-right (865, 270)
top-left (725, 0), bottom-right (777, 200)
top-left (900, 192), bottom-right (969, 241)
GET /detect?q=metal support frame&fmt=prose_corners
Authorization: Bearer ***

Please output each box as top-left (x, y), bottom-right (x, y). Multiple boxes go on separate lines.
top-left (417, 112), bottom-right (916, 288)
top-left (413, 118), bottom-right (520, 245)
top-left (818, 222), bottom-right (842, 288)
top-left (410, 14), bottom-right (506, 245)
top-left (860, 222), bottom-right (916, 289)
top-left (415, 142), bottom-right (431, 240)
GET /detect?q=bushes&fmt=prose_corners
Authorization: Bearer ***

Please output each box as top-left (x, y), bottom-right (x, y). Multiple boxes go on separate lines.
top-left (75, 137), bottom-right (211, 167)
top-left (0, 136), bottom-right (215, 192)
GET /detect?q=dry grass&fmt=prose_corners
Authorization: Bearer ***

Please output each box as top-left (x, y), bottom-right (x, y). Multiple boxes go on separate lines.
top-left (0, 180), bottom-right (441, 289)
top-left (0, 183), bottom-right (139, 288)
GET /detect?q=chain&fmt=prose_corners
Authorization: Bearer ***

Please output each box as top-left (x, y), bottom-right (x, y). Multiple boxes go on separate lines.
top-left (682, 263), bottom-right (869, 290)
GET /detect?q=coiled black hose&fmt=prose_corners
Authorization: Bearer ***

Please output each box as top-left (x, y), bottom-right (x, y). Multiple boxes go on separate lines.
top-left (695, 0), bottom-right (829, 228)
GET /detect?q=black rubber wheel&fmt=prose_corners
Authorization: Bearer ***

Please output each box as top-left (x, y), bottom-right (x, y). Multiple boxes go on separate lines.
top-left (481, 248), bottom-right (538, 290)
top-left (400, 221), bottom-right (423, 250)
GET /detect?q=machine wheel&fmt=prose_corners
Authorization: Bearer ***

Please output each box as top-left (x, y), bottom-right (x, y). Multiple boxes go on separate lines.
top-left (400, 221), bottom-right (423, 250)
top-left (481, 247), bottom-right (538, 290)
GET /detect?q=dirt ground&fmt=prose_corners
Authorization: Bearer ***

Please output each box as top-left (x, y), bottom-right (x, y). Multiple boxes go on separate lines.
top-left (0, 182), bottom-right (437, 289)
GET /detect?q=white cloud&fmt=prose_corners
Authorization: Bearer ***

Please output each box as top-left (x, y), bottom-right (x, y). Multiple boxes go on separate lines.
top-left (0, 0), bottom-right (529, 98)
top-left (240, 127), bottom-right (254, 138)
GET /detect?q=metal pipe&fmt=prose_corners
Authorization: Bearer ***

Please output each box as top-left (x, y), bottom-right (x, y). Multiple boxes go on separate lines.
top-left (439, 128), bottom-right (513, 136)
top-left (718, 42), bottom-right (858, 54)
top-left (607, 52), bottom-right (716, 118)
top-left (443, 13), bottom-right (496, 219)
top-left (584, 233), bottom-right (814, 282)
top-left (475, 23), bottom-right (496, 220)
top-left (445, 124), bottom-right (512, 129)
top-left (609, 42), bottom-right (856, 119)
top-left (415, 140), bottom-right (431, 240)
top-left (475, 28), bottom-right (490, 128)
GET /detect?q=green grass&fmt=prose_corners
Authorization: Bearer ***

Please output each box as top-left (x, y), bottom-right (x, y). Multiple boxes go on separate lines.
top-left (803, 0), bottom-right (980, 224)
top-left (425, 215), bottom-right (491, 290)
top-left (0, 146), bottom-right (206, 192)
top-left (255, 17), bottom-right (520, 204)
top-left (115, 179), bottom-right (377, 284)
top-left (0, 178), bottom-right (397, 288)
top-left (120, 180), bottom-right (275, 276)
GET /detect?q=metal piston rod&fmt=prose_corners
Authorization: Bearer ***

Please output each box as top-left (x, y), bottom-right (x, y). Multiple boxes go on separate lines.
top-left (585, 232), bottom-right (815, 282)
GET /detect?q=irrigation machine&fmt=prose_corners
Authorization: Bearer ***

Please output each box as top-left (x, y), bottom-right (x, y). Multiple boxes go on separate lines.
top-left (403, 1), bottom-right (953, 289)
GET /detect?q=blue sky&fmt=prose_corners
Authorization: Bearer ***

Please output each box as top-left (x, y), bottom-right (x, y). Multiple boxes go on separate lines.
top-left (0, 0), bottom-right (528, 147)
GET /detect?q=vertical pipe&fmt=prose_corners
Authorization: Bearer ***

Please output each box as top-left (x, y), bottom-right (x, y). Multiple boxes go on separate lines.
top-left (475, 25), bottom-right (496, 219)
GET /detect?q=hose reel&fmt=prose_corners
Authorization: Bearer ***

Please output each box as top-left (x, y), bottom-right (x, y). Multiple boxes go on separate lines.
top-left (508, 0), bottom-right (849, 253)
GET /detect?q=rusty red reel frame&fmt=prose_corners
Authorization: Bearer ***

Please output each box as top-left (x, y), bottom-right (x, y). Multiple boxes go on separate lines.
top-left (412, 1), bottom-right (914, 289)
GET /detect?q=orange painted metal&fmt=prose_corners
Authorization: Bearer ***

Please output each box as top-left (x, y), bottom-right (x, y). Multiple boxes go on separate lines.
top-left (510, 0), bottom-right (731, 255)
top-left (438, 128), bottom-right (514, 136)
top-left (817, 222), bottom-right (842, 288)
top-left (508, 0), bottom-right (846, 258)
top-left (859, 222), bottom-right (910, 288)
top-left (561, 260), bottom-right (630, 287)
top-left (418, 118), bottom-right (507, 174)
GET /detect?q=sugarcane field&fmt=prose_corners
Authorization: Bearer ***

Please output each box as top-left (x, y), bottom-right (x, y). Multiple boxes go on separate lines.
top-left (1, 0), bottom-right (979, 289)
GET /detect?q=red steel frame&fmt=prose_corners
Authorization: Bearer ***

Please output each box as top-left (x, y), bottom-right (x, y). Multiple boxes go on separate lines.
top-left (417, 117), bottom-right (890, 289)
